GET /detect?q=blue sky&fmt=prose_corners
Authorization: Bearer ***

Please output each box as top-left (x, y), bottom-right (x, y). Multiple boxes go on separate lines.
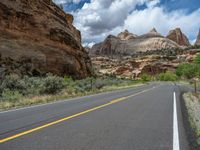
top-left (63, 0), bottom-right (90, 12)
top-left (54, 0), bottom-right (200, 46)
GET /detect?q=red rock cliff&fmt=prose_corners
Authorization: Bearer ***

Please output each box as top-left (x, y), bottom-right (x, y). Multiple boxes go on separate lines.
top-left (166, 28), bottom-right (190, 47)
top-left (0, 0), bottom-right (92, 78)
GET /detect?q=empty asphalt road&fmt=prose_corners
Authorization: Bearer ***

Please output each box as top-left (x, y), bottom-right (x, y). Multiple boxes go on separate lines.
top-left (0, 82), bottom-right (191, 150)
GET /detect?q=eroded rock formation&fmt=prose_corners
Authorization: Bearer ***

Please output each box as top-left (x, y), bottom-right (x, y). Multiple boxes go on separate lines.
top-left (0, 0), bottom-right (92, 78)
top-left (91, 49), bottom-right (200, 79)
top-left (195, 29), bottom-right (200, 46)
top-left (117, 30), bottom-right (137, 40)
top-left (90, 28), bottom-right (181, 56)
top-left (166, 28), bottom-right (190, 47)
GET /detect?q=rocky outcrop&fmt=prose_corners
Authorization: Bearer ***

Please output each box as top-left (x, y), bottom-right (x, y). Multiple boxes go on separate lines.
top-left (91, 49), bottom-right (200, 79)
top-left (166, 28), bottom-right (190, 47)
top-left (91, 28), bottom-right (181, 56)
top-left (0, 0), bottom-right (92, 78)
top-left (195, 29), bottom-right (200, 46)
top-left (117, 30), bottom-right (137, 40)
top-left (139, 28), bottom-right (163, 38)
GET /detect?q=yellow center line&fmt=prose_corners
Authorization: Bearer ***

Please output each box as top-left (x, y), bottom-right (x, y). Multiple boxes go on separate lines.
top-left (0, 86), bottom-right (156, 143)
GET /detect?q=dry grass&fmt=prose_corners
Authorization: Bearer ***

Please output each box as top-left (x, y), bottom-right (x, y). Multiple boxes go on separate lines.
top-left (0, 83), bottom-right (144, 111)
top-left (184, 92), bottom-right (200, 145)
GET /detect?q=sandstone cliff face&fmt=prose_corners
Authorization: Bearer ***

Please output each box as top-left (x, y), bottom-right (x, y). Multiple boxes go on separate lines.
top-left (195, 29), bottom-right (200, 46)
top-left (0, 0), bottom-right (92, 78)
top-left (91, 29), bottom-right (180, 56)
top-left (166, 28), bottom-right (190, 47)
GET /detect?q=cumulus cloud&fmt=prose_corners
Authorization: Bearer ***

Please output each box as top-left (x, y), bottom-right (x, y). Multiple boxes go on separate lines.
top-left (72, 0), bottom-right (148, 44)
top-left (55, 0), bottom-right (200, 45)
top-left (73, 0), bottom-right (147, 34)
top-left (124, 7), bottom-right (200, 41)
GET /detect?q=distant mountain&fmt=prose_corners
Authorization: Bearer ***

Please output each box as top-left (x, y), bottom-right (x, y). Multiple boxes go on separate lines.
top-left (90, 28), bottom-right (181, 56)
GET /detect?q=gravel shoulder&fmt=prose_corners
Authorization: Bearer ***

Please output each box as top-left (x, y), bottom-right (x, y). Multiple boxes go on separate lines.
top-left (183, 92), bottom-right (200, 149)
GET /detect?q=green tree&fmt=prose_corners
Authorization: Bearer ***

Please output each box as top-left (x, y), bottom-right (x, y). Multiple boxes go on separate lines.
top-left (194, 54), bottom-right (200, 64)
top-left (141, 74), bottom-right (152, 82)
top-left (156, 71), bottom-right (177, 81)
top-left (176, 63), bottom-right (196, 79)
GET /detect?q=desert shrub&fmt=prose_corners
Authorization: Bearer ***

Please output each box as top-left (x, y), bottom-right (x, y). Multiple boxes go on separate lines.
top-left (2, 89), bottom-right (23, 101)
top-left (93, 78), bottom-right (106, 89)
top-left (156, 71), bottom-right (177, 81)
top-left (22, 76), bottom-right (43, 95)
top-left (71, 76), bottom-right (133, 93)
top-left (73, 77), bottom-right (95, 92)
top-left (1, 74), bottom-right (27, 95)
top-left (40, 74), bottom-right (65, 94)
top-left (64, 76), bottom-right (74, 85)
top-left (141, 74), bottom-right (152, 82)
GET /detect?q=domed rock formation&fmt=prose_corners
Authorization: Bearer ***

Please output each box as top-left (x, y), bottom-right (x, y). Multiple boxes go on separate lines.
top-left (166, 28), bottom-right (190, 47)
top-left (117, 30), bottom-right (138, 40)
top-left (0, 0), bottom-right (92, 78)
top-left (90, 28), bottom-right (181, 56)
top-left (195, 29), bottom-right (200, 46)
top-left (139, 28), bottom-right (163, 38)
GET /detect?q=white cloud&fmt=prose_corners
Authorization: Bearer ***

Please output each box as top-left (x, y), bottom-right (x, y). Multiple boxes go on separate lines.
top-left (60, 0), bottom-right (200, 45)
top-left (124, 7), bottom-right (200, 40)
top-left (53, 0), bottom-right (81, 4)
top-left (147, 0), bottom-right (160, 8)
top-left (83, 42), bottom-right (95, 48)
top-left (72, 0), bottom-right (148, 43)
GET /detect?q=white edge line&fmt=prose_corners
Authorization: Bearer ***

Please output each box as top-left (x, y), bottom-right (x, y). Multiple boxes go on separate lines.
top-left (173, 92), bottom-right (180, 150)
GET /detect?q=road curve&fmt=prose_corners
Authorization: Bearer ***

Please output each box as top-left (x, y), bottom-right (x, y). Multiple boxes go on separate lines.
top-left (0, 82), bottom-right (190, 150)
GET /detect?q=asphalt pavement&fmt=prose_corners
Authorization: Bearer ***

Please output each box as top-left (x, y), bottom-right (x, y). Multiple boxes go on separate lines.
top-left (0, 82), bottom-right (191, 150)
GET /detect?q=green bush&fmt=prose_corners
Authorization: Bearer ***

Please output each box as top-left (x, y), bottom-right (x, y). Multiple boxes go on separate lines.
top-left (64, 76), bottom-right (74, 85)
top-left (194, 54), bottom-right (200, 64)
top-left (2, 89), bottom-right (23, 101)
top-left (40, 74), bottom-right (65, 94)
top-left (176, 63), bottom-right (197, 79)
top-left (156, 71), bottom-right (177, 81)
top-left (141, 74), bottom-right (152, 82)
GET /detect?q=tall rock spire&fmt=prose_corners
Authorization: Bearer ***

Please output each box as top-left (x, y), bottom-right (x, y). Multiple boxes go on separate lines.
top-left (166, 28), bottom-right (190, 47)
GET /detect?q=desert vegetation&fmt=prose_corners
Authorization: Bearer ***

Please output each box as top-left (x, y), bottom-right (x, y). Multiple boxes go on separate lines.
top-left (176, 54), bottom-right (200, 79)
top-left (0, 74), bottom-right (141, 110)
top-left (139, 54), bottom-right (200, 83)
top-left (183, 92), bottom-right (200, 146)
top-left (1, 52), bottom-right (200, 110)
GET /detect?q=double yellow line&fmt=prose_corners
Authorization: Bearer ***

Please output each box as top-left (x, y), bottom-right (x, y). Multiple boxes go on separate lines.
top-left (0, 87), bottom-right (155, 143)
